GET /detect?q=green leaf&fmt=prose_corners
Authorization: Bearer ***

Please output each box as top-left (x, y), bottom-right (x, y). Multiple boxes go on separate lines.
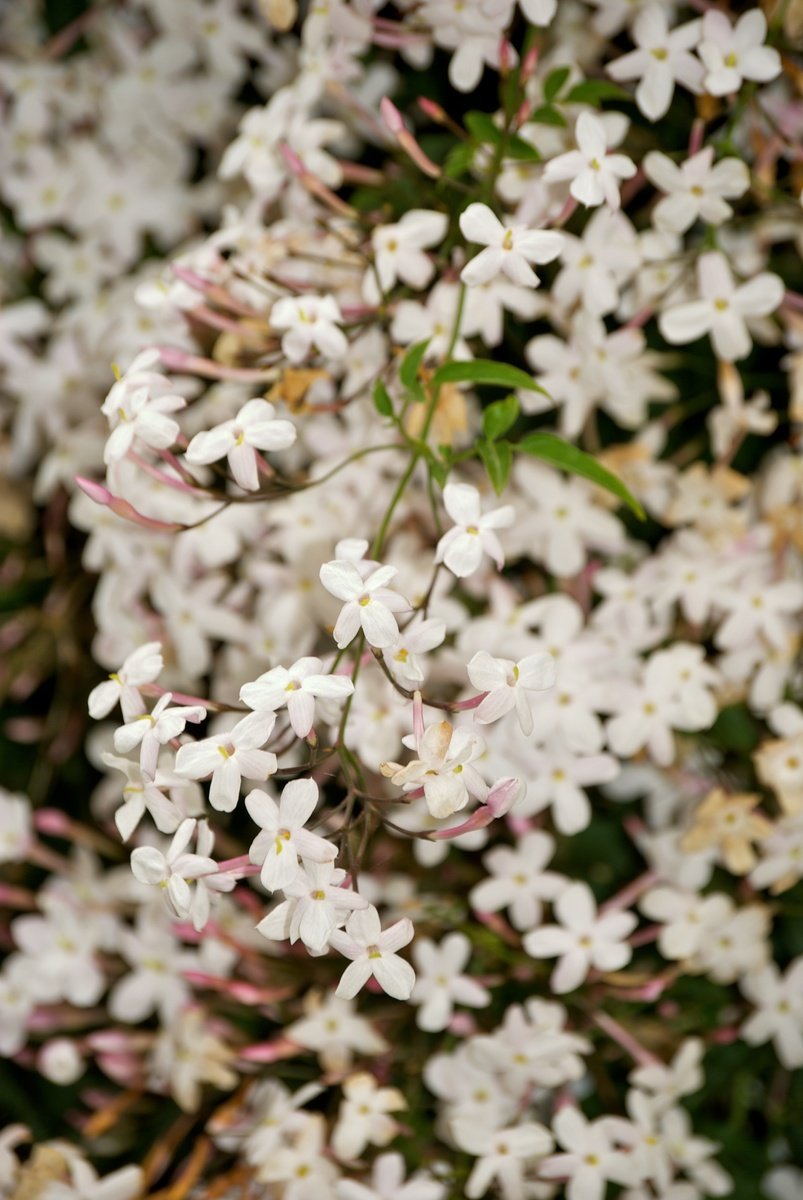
top-left (399, 339), bottom-right (430, 392)
top-left (432, 359), bottom-right (547, 395)
top-left (478, 439), bottom-right (513, 496)
top-left (504, 133), bottom-right (541, 163)
top-left (428, 457), bottom-right (450, 489)
top-left (465, 111), bottom-right (502, 144)
top-left (564, 79), bottom-right (629, 105)
top-left (529, 105), bottom-right (567, 127)
top-left (483, 395), bottom-right (520, 441)
top-left (443, 141), bottom-right (475, 180)
top-left (544, 65), bottom-right (571, 103)
top-left (373, 380), bottom-right (394, 418)
top-left (517, 432), bottom-right (645, 518)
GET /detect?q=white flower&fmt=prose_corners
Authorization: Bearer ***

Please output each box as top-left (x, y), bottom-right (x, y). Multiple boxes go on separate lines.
top-left (0, 790), bottom-right (31, 863)
top-left (382, 719), bottom-right (489, 819)
top-left (113, 693), bottom-right (206, 779)
top-left (130, 818), bottom-right (233, 931)
top-left (336, 1151), bottom-right (446, 1200)
top-left (185, 398), bottom-right (296, 491)
top-left (741, 959), bottom-right (803, 1068)
top-left (523, 882), bottom-right (637, 993)
top-left (246, 778), bottom-right (337, 891)
top-left (411, 932), bottom-right (490, 1031)
top-left (699, 8), bottom-right (781, 96)
top-left (607, 6), bottom-right (703, 120)
top-left (629, 1038), bottom-right (705, 1113)
top-left (271, 294), bottom-right (348, 362)
top-left (660, 251), bottom-right (784, 361)
top-left (385, 619), bottom-right (446, 687)
top-left (329, 906), bottom-right (416, 1000)
top-left (40, 1158), bottom-right (143, 1200)
top-left (470, 831), bottom-right (567, 931)
top-left (459, 202), bottom-right (563, 288)
top-left (174, 711), bottom-right (277, 811)
top-left (88, 641), bottom-right (163, 722)
top-left (451, 1118), bottom-right (554, 1200)
top-left (332, 1073), bottom-right (407, 1163)
top-left (540, 1106), bottom-right (642, 1199)
top-left (320, 559), bottom-right (408, 649)
top-left (100, 752), bottom-right (191, 841)
top-left (467, 649), bottom-right (555, 734)
top-left (100, 353), bottom-right (186, 465)
top-left (368, 209), bottom-right (449, 301)
top-left (240, 656), bottom-right (354, 738)
top-left (435, 482), bottom-right (515, 578)
top-left (544, 112), bottom-right (636, 210)
top-left (644, 148), bottom-right (750, 234)
top-left (286, 994), bottom-right (388, 1075)
top-left (708, 362), bottom-right (776, 457)
top-left (257, 860), bottom-right (368, 953)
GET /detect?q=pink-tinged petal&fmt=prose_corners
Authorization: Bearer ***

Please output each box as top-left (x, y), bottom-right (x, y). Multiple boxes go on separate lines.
top-left (336, 957), bottom-right (374, 999)
top-left (710, 313), bottom-right (751, 362)
top-left (467, 651), bottom-right (508, 691)
top-left (279, 777), bottom-right (319, 827)
top-left (228, 441), bottom-right (259, 491)
top-left (571, 170), bottom-right (606, 208)
top-left (515, 229), bottom-right (563, 263)
top-left (380, 916), bottom-right (415, 953)
top-left (734, 272), bottom-right (784, 318)
top-left (523, 926), bottom-right (574, 958)
top-left (518, 652), bottom-right (556, 690)
top-left (232, 709), bottom-right (276, 750)
top-left (333, 602), bottom-right (362, 648)
top-left (551, 948), bottom-right (590, 993)
top-left (360, 600), bottom-right (399, 648)
top-left (320, 559), bottom-right (363, 600)
top-left (244, 788), bottom-right (279, 830)
top-left (575, 112), bottom-right (607, 159)
top-left (643, 150), bottom-right (683, 193)
top-left (443, 481), bottom-right (481, 526)
top-left (294, 827), bottom-right (338, 863)
top-left (130, 847), bottom-right (167, 886)
top-left (636, 63), bottom-right (674, 121)
top-left (373, 953), bottom-right (416, 1000)
top-left (257, 899), bottom-right (294, 941)
top-left (209, 758), bottom-right (242, 812)
top-left (287, 689), bottom-right (316, 737)
top-left (543, 149), bottom-right (586, 183)
top-left (441, 531), bottom-right (484, 578)
top-left (174, 739), bottom-right (222, 779)
top-left (167, 873), bottom-right (192, 917)
top-left (461, 245), bottom-right (506, 287)
top-left (475, 688), bottom-right (516, 724)
top-left (555, 881), bottom-right (596, 929)
top-left (185, 425), bottom-right (236, 465)
top-left (698, 251), bottom-right (734, 300)
top-left (501, 253), bottom-right (539, 288)
top-left (261, 838), bottom-right (300, 891)
top-left (303, 672), bottom-right (354, 700)
top-left (459, 202), bottom-right (503, 246)
top-left (246, 418), bottom-right (296, 451)
top-left (658, 300), bottom-right (714, 346)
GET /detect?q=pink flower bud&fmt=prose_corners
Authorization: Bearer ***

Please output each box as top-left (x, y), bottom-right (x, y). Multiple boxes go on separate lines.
top-left (486, 776), bottom-right (523, 817)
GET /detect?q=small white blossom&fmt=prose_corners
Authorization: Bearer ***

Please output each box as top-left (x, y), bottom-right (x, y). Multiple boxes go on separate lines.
top-left (435, 482), bottom-right (515, 578)
top-left (459, 202), bottom-right (563, 288)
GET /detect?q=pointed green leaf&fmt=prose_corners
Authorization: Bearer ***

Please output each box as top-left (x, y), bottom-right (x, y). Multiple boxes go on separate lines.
top-left (432, 359), bottom-right (547, 395)
top-left (517, 432), bottom-right (645, 518)
top-left (399, 339), bottom-right (431, 392)
top-left (529, 105), bottom-right (567, 127)
top-left (373, 380), bottom-right (394, 418)
top-left (505, 134), bottom-right (541, 163)
top-left (478, 439), bottom-right (513, 496)
top-left (544, 66), bottom-right (571, 103)
top-left (483, 395), bottom-right (520, 441)
top-left (465, 111), bottom-right (502, 145)
top-left (564, 80), bottom-right (629, 105)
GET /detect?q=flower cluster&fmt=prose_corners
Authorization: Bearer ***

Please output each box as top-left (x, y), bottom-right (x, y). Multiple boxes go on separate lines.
top-left (2, 1), bottom-right (803, 1198)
